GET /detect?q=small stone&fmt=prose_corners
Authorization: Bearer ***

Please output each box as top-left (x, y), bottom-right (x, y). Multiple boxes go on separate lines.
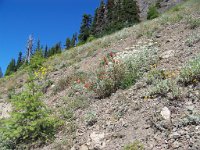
top-left (172, 141), bottom-right (181, 148)
top-left (161, 107), bottom-right (171, 121)
top-left (169, 132), bottom-right (180, 139)
top-left (156, 35), bottom-right (162, 38)
top-left (186, 105), bottom-right (195, 112)
top-left (80, 144), bottom-right (88, 150)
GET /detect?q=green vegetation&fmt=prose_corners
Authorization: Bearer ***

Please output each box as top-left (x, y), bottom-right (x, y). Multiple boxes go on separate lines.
top-left (185, 33), bottom-right (200, 47)
top-left (0, 74), bottom-right (62, 149)
top-left (92, 45), bottom-right (158, 98)
top-left (124, 141), bottom-right (144, 150)
top-left (187, 17), bottom-right (200, 29)
top-left (179, 55), bottom-right (200, 84)
top-left (148, 79), bottom-right (180, 99)
top-left (147, 5), bottom-right (159, 20)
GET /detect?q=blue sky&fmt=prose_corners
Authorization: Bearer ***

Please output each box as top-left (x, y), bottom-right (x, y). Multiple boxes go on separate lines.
top-left (0, 0), bottom-right (100, 74)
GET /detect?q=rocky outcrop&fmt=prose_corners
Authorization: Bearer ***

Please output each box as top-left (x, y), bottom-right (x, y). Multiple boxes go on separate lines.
top-left (137, 0), bottom-right (184, 20)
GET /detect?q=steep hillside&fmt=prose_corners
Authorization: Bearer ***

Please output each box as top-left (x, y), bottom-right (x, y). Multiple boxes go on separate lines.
top-left (0, 0), bottom-right (200, 149)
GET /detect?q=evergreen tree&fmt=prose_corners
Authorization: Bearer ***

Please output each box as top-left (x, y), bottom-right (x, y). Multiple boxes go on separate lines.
top-left (36, 39), bottom-right (41, 52)
top-left (106, 0), bottom-right (115, 22)
top-left (91, 8), bottom-right (98, 36)
top-left (122, 0), bottom-right (140, 26)
top-left (65, 38), bottom-right (71, 50)
top-left (0, 67), bottom-right (3, 78)
top-left (44, 45), bottom-right (48, 58)
top-left (16, 51), bottom-right (23, 70)
top-left (70, 33), bottom-right (77, 47)
top-left (5, 59), bottom-right (16, 76)
top-left (78, 14), bottom-right (92, 42)
top-left (95, 0), bottom-right (106, 35)
top-left (55, 42), bottom-right (62, 53)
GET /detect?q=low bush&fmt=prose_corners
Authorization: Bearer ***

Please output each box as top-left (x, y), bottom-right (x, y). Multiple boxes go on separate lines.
top-left (147, 5), bottom-right (159, 20)
top-left (53, 71), bottom-right (88, 94)
top-left (92, 44), bottom-right (158, 98)
top-left (179, 55), bottom-right (200, 84)
top-left (187, 17), bottom-right (200, 29)
top-left (148, 79), bottom-right (180, 99)
top-left (124, 140), bottom-right (144, 150)
top-left (185, 33), bottom-right (200, 47)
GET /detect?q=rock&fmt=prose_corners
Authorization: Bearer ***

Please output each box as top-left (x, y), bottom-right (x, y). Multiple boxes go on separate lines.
top-left (161, 107), bottom-right (171, 121)
top-left (172, 141), bottom-right (181, 149)
top-left (169, 132), bottom-right (180, 139)
top-left (155, 34), bottom-right (162, 38)
top-left (88, 132), bottom-right (106, 149)
top-left (186, 105), bottom-right (195, 112)
top-left (80, 144), bottom-right (88, 150)
top-left (160, 50), bottom-right (174, 59)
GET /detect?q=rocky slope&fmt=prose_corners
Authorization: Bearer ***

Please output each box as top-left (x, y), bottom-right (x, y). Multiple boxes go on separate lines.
top-left (0, 0), bottom-right (200, 150)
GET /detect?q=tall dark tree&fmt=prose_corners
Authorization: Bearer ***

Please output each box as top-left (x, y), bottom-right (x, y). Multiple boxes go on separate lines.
top-left (78, 14), bottom-right (92, 42)
top-left (65, 38), bottom-right (71, 50)
top-left (91, 8), bottom-right (99, 36)
top-left (106, 0), bottom-right (115, 22)
top-left (36, 39), bottom-right (41, 52)
top-left (5, 59), bottom-right (16, 76)
top-left (70, 33), bottom-right (77, 47)
top-left (44, 45), bottom-right (48, 58)
top-left (95, 0), bottom-right (106, 34)
top-left (122, 0), bottom-right (140, 26)
top-left (0, 67), bottom-right (3, 78)
top-left (16, 51), bottom-right (23, 70)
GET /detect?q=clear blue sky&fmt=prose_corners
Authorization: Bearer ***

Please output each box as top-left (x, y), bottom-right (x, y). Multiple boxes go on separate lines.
top-left (0, 0), bottom-right (100, 74)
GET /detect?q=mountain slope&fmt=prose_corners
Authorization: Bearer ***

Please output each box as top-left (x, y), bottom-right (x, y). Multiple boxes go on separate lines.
top-left (0, 0), bottom-right (200, 149)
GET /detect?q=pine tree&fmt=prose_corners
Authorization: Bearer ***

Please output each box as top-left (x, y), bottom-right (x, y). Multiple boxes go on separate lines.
top-left (44, 45), bottom-right (48, 58)
top-left (65, 38), bottom-right (71, 50)
top-left (78, 14), bottom-right (92, 42)
top-left (16, 51), bottom-right (23, 70)
top-left (91, 8), bottom-right (98, 36)
top-left (122, 0), bottom-right (140, 26)
top-left (0, 67), bottom-right (3, 78)
top-left (95, 0), bottom-right (106, 35)
top-left (106, 0), bottom-right (115, 22)
top-left (70, 33), bottom-right (77, 47)
top-left (36, 39), bottom-right (41, 52)
top-left (5, 59), bottom-right (16, 76)
top-left (55, 42), bottom-right (62, 54)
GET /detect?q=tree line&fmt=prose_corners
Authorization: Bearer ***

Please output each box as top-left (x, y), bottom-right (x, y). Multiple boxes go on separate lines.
top-left (3, 0), bottom-right (141, 77)
top-left (4, 35), bottom-right (62, 76)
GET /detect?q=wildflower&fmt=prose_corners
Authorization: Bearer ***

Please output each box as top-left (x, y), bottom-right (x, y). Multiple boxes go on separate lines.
top-left (76, 79), bottom-right (81, 84)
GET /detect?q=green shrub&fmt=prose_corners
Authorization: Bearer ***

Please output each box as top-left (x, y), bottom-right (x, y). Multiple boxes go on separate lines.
top-left (185, 33), bottom-right (200, 47)
top-left (187, 17), bottom-right (200, 29)
top-left (179, 55), bottom-right (200, 84)
top-left (0, 74), bottom-right (62, 149)
top-left (29, 50), bottom-right (45, 70)
top-left (124, 141), bottom-right (144, 150)
top-left (146, 69), bottom-right (165, 85)
top-left (85, 111), bottom-right (97, 126)
top-left (148, 79), bottom-right (180, 99)
top-left (147, 5), bottom-right (159, 20)
top-left (92, 45), bottom-right (158, 98)
top-left (53, 71), bottom-right (88, 94)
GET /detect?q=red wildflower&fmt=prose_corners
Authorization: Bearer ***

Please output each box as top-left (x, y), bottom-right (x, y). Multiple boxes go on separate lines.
top-left (76, 79), bottom-right (81, 84)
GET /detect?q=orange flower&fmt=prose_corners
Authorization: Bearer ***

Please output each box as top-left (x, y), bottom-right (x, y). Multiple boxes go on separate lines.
top-left (103, 57), bottom-right (108, 66)
top-left (84, 83), bottom-right (91, 89)
top-left (76, 79), bottom-right (81, 84)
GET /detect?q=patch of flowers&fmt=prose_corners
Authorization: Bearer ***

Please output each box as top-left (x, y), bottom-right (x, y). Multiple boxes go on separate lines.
top-left (92, 43), bottom-right (159, 98)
